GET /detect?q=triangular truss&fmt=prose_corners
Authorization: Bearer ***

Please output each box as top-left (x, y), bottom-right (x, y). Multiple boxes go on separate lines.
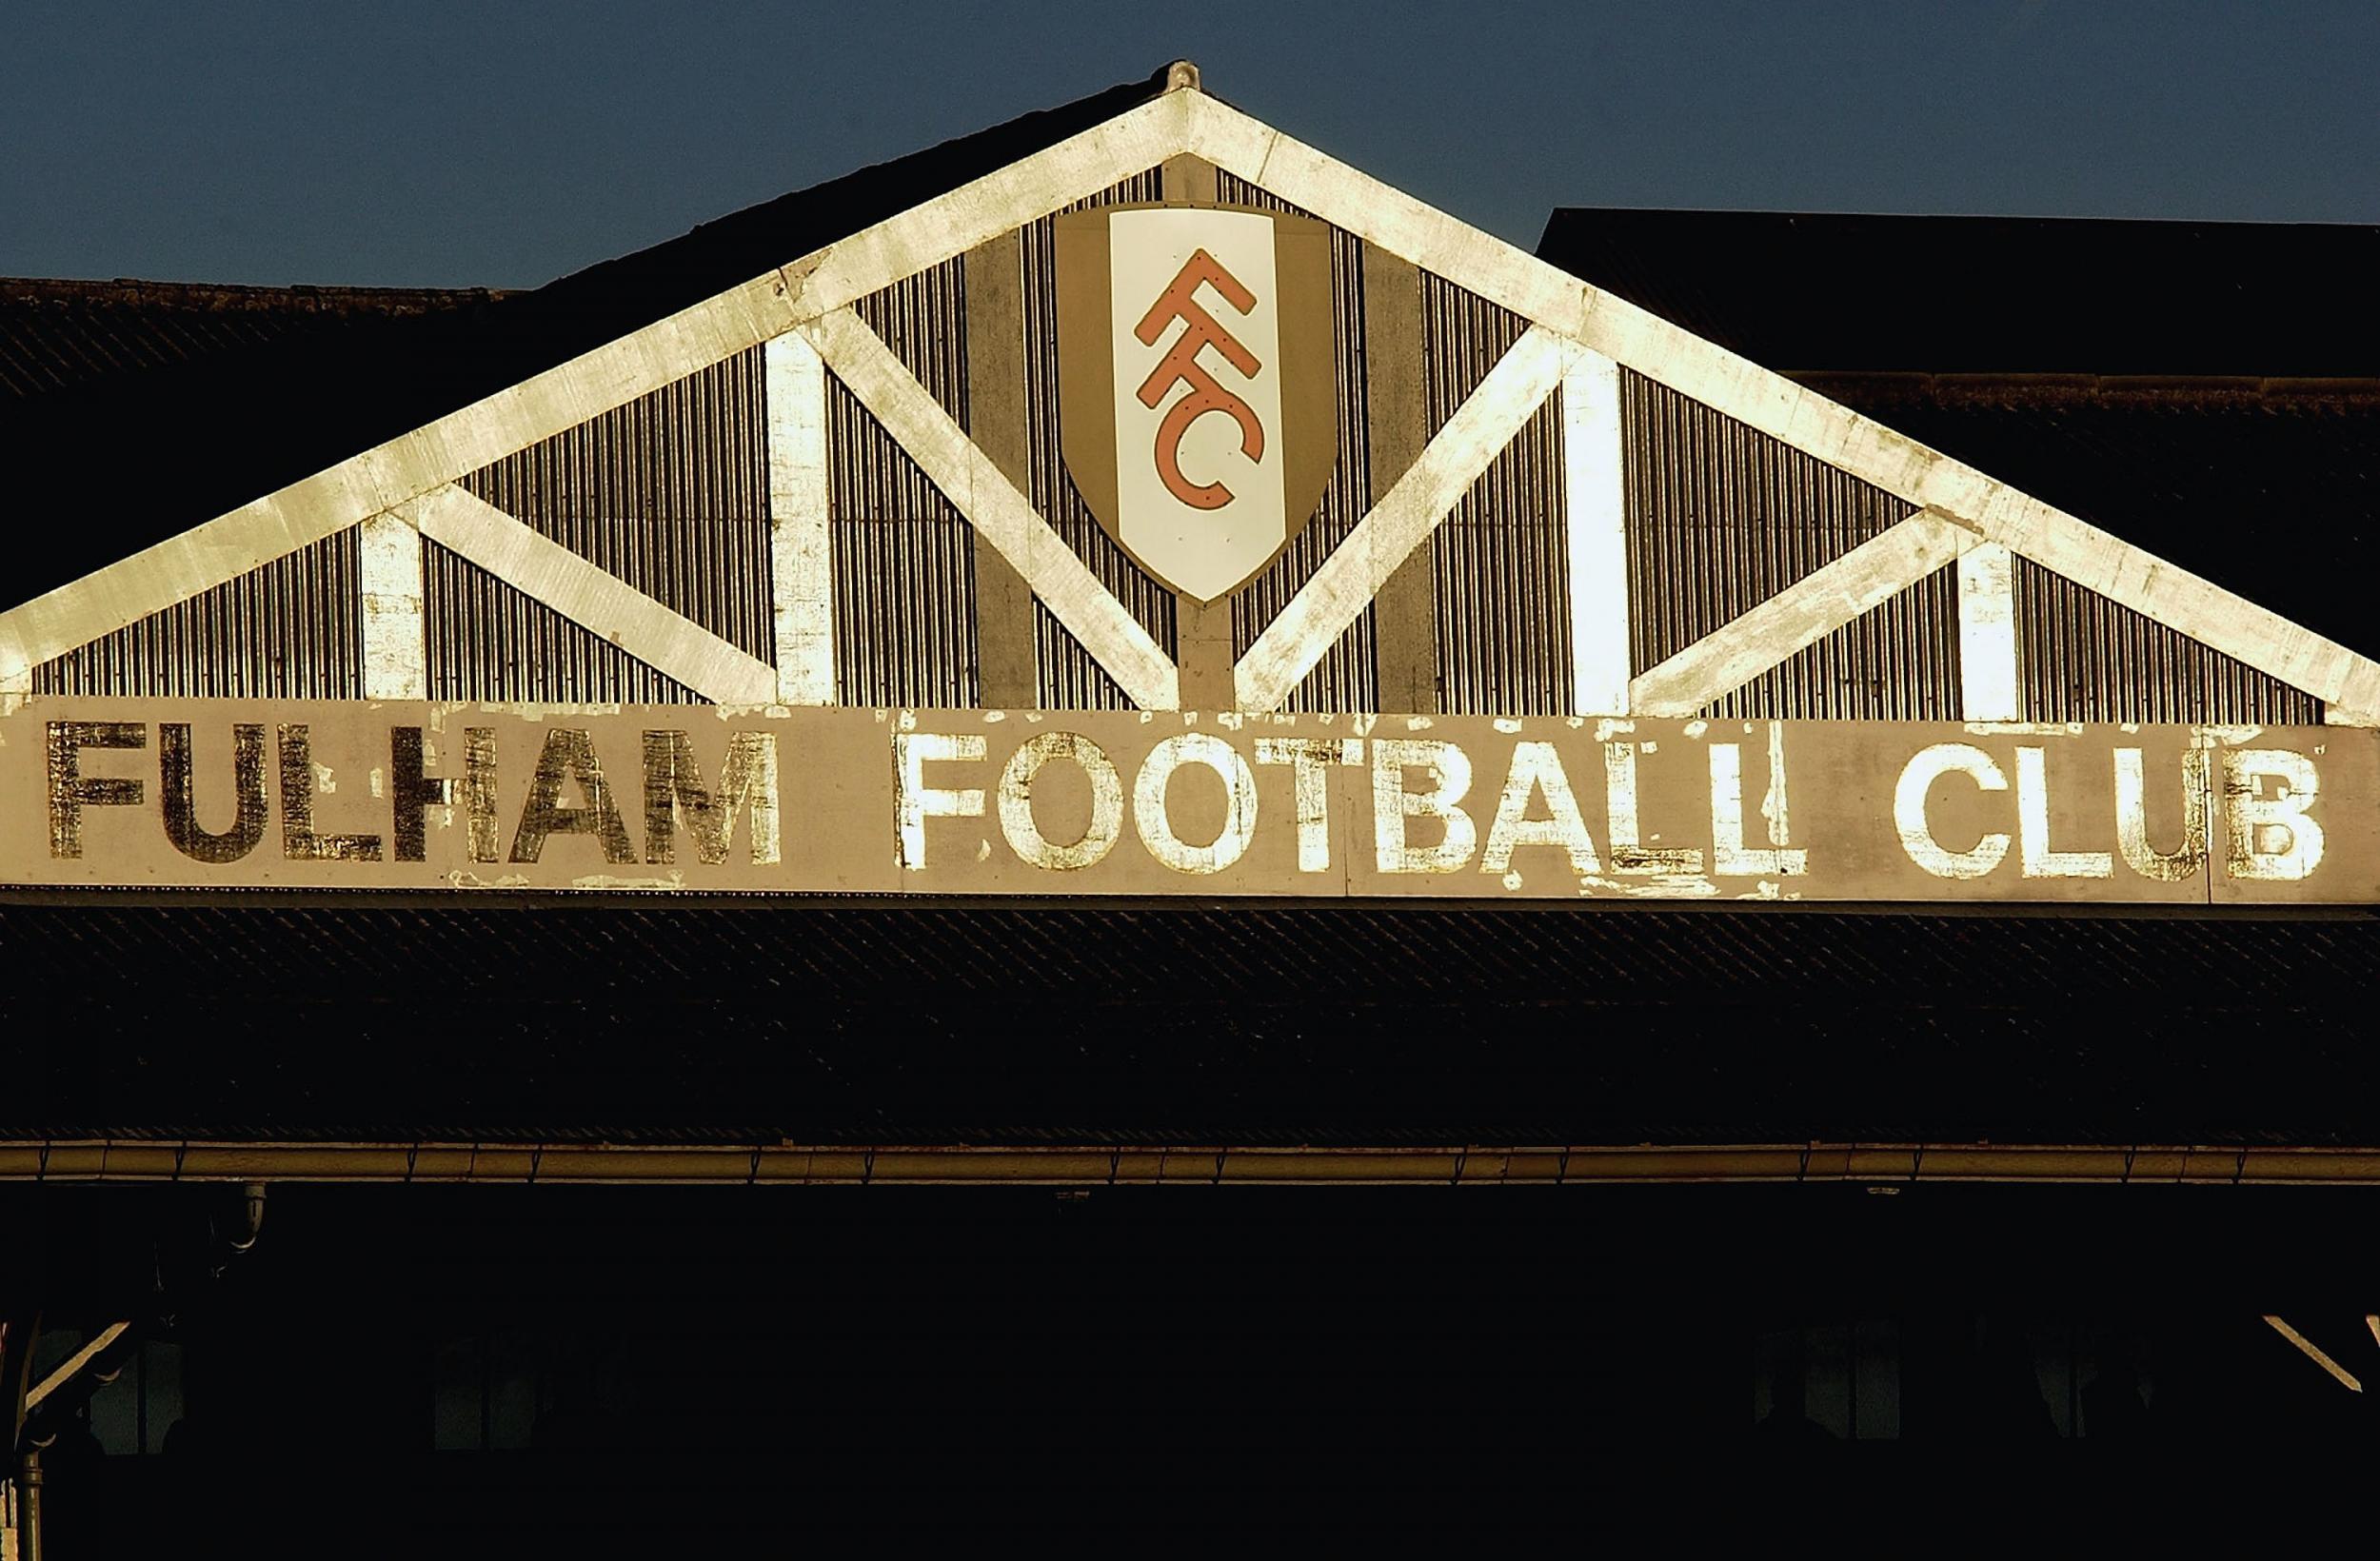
top-left (6, 68), bottom-right (2372, 723)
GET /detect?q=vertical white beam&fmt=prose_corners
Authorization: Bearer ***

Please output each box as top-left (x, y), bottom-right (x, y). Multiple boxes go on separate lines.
top-left (1957, 542), bottom-right (2020, 721)
top-left (358, 511), bottom-right (426, 701)
top-left (766, 332), bottom-right (833, 705)
top-left (1561, 347), bottom-right (1630, 716)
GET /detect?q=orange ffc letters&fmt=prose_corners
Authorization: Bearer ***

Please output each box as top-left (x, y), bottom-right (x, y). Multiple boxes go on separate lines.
top-left (1134, 249), bottom-right (1266, 510)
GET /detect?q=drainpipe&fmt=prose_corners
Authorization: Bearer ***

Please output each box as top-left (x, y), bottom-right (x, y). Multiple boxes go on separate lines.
top-left (10, 1448), bottom-right (37, 1561)
top-left (228, 1183), bottom-right (268, 1254)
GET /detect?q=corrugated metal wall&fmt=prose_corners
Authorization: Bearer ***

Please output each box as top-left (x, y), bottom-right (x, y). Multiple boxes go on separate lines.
top-left (422, 544), bottom-right (701, 704)
top-left (1424, 274), bottom-right (1572, 716)
top-left (2014, 559), bottom-right (2321, 723)
top-left (33, 530), bottom-right (362, 698)
top-left (1725, 570), bottom-right (1963, 721)
top-left (834, 257), bottom-right (978, 707)
top-left (1020, 170), bottom-right (1174, 709)
top-left (1620, 369), bottom-right (1961, 719)
top-left (33, 214), bottom-right (2326, 734)
top-left (443, 348), bottom-right (770, 703)
top-left (1217, 172), bottom-right (1377, 713)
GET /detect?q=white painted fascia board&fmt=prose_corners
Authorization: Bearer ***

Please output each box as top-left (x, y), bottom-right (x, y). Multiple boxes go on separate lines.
top-left (796, 89), bottom-right (1190, 321)
top-left (1187, 90), bottom-right (2380, 717)
top-left (0, 90), bottom-right (1195, 684)
top-left (1185, 93), bottom-right (1592, 337)
top-left (1236, 327), bottom-right (1574, 713)
top-left (1628, 509), bottom-right (1979, 719)
top-left (9, 79), bottom-right (2372, 721)
top-left (798, 308), bottom-right (1180, 711)
top-left (404, 484), bottom-right (778, 705)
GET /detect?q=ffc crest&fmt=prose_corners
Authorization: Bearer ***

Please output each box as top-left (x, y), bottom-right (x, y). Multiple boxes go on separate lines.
top-left (1055, 204), bottom-right (1337, 603)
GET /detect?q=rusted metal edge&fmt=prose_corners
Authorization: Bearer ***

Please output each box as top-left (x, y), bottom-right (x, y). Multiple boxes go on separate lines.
top-left (8, 1141), bottom-right (2380, 1187)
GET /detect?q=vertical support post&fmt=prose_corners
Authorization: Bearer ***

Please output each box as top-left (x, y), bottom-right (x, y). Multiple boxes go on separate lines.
top-left (962, 229), bottom-right (1040, 708)
top-left (1561, 346), bottom-right (1630, 716)
top-left (765, 332), bottom-right (834, 705)
top-left (1160, 153), bottom-right (1238, 711)
top-left (1363, 246), bottom-right (1436, 714)
top-left (358, 511), bottom-right (427, 701)
top-left (1957, 541), bottom-right (2020, 721)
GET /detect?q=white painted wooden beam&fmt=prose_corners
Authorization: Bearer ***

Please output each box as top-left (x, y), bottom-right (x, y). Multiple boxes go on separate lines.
top-left (404, 485), bottom-right (777, 705)
top-left (764, 333), bottom-right (833, 705)
top-left (1956, 542), bottom-right (2020, 721)
top-left (798, 307), bottom-right (1180, 711)
top-left (358, 512), bottom-right (427, 701)
top-left (1237, 328), bottom-right (1574, 714)
top-left (1561, 348), bottom-right (1630, 716)
top-left (1629, 509), bottom-right (1978, 718)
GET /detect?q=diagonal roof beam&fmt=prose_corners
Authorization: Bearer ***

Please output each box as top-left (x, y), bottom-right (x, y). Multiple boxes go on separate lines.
top-left (1629, 509), bottom-right (1978, 718)
top-left (1237, 328), bottom-right (1575, 713)
top-left (404, 485), bottom-right (778, 704)
top-left (799, 308), bottom-right (1180, 710)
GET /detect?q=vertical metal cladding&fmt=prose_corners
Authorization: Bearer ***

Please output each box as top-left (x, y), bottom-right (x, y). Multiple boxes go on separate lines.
top-left (1216, 172), bottom-right (1377, 713)
top-left (422, 542), bottom-right (701, 704)
top-left (1620, 369), bottom-right (1961, 720)
top-left (827, 374), bottom-right (979, 709)
top-left (2013, 559), bottom-right (2322, 723)
top-left (1020, 170), bottom-right (1175, 709)
top-left (448, 347), bottom-right (771, 702)
top-left (1717, 567), bottom-right (1963, 721)
top-left (833, 256), bottom-right (978, 707)
top-left (1423, 274), bottom-right (1572, 716)
top-left (34, 530), bottom-right (363, 698)
top-left (857, 256), bottom-right (969, 418)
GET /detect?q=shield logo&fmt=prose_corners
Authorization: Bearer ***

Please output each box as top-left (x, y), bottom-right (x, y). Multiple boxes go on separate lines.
top-left (1055, 205), bottom-right (1337, 603)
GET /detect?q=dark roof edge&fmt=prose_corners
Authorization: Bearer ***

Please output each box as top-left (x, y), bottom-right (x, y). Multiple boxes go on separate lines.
top-left (1784, 370), bottom-right (2380, 402)
top-left (1537, 204), bottom-right (2380, 233)
top-left (514, 61), bottom-right (1180, 328)
top-left (0, 277), bottom-right (512, 313)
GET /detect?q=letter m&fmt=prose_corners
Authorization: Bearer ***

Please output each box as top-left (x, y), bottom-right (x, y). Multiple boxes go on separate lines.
top-left (642, 731), bottom-right (782, 866)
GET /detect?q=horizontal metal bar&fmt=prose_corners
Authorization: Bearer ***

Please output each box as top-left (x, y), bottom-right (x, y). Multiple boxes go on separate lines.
top-left (3, 1141), bottom-right (2378, 1187)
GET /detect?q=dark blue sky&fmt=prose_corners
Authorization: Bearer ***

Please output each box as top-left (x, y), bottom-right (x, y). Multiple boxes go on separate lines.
top-left (6, 1), bottom-right (2375, 288)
